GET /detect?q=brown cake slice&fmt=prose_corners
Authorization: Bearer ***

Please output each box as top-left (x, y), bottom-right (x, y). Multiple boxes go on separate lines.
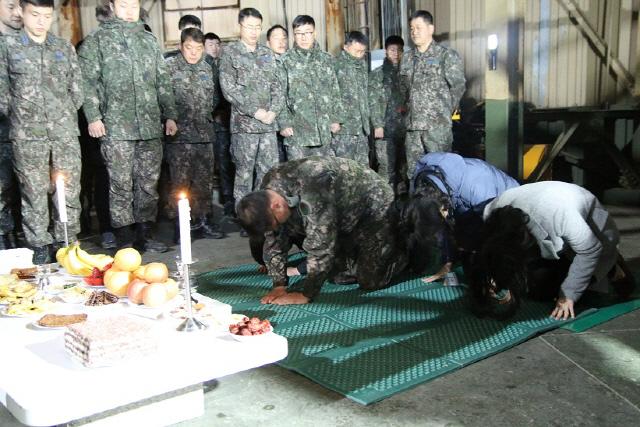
top-left (37, 313), bottom-right (87, 328)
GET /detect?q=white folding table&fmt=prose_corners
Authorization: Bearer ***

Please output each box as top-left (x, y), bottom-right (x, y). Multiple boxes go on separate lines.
top-left (0, 308), bottom-right (288, 426)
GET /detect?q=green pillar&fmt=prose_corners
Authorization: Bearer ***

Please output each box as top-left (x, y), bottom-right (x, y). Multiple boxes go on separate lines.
top-left (484, 0), bottom-right (524, 180)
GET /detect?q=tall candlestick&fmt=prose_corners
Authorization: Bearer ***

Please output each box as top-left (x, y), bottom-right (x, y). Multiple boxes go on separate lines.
top-left (55, 175), bottom-right (68, 223)
top-left (178, 193), bottom-right (192, 264)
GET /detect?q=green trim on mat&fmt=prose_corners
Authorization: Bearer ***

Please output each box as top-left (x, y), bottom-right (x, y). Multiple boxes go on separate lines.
top-left (562, 299), bottom-right (640, 332)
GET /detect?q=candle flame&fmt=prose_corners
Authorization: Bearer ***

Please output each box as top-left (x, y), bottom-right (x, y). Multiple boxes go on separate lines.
top-left (179, 192), bottom-right (187, 200)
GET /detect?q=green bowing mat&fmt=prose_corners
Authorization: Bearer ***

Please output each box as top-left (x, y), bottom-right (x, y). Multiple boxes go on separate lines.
top-left (197, 261), bottom-right (639, 405)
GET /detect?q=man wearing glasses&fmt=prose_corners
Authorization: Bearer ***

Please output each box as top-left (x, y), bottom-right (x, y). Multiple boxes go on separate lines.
top-left (278, 15), bottom-right (342, 161)
top-left (219, 7), bottom-right (284, 227)
top-left (331, 30), bottom-right (370, 165)
top-left (399, 10), bottom-right (465, 182)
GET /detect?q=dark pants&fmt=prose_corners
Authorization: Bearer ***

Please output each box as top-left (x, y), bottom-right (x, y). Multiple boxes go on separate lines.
top-left (80, 136), bottom-right (111, 234)
top-left (214, 129), bottom-right (234, 206)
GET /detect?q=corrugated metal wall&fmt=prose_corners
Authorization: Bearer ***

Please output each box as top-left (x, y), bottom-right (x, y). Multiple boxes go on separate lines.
top-left (416, 0), bottom-right (639, 107)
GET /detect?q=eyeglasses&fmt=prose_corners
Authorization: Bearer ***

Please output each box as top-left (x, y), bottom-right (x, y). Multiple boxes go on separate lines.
top-left (240, 23), bottom-right (262, 32)
top-left (293, 31), bottom-right (314, 38)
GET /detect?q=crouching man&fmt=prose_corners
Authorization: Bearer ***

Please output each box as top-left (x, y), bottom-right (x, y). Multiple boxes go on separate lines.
top-left (236, 156), bottom-right (407, 305)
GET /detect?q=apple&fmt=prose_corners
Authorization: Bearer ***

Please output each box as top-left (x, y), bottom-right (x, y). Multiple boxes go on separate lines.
top-left (104, 270), bottom-right (133, 297)
top-left (144, 262), bottom-right (169, 284)
top-left (164, 278), bottom-right (179, 300)
top-left (142, 283), bottom-right (168, 307)
top-left (133, 265), bottom-right (147, 280)
top-left (127, 279), bottom-right (148, 304)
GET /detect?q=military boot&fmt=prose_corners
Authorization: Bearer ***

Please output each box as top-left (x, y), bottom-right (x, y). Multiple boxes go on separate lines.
top-left (196, 217), bottom-right (226, 239)
top-left (114, 225), bottom-right (134, 250)
top-left (134, 222), bottom-right (168, 254)
top-left (32, 245), bottom-right (51, 265)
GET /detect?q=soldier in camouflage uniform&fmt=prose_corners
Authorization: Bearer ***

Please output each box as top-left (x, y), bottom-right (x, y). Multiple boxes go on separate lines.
top-left (266, 24), bottom-right (289, 163)
top-left (78, 0), bottom-right (178, 253)
top-left (369, 35), bottom-right (407, 193)
top-left (400, 10), bottom-right (465, 180)
top-left (219, 8), bottom-right (284, 213)
top-left (331, 31), bottom-right (370, 165)
top-left (279, 15), bottom-right (342, 161)
top-left (236, 157), bottom-right (408, 305)
top-left (0, 0), bottom-right (21, 250)
top-left (0, 0), bottom-right (83, 263)
top-left (207, 33), bottom-right (236, 217)
top-left (165, 28), bottom-right (224, 240)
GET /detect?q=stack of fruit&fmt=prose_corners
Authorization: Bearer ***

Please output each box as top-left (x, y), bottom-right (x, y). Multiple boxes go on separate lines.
top-left (56, 244), bottom-right (113, 277)
top-left (103, 248), bottom-right (179, 308)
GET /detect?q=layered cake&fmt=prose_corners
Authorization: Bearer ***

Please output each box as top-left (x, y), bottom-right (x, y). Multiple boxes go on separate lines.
top-left (64, 315), bottom-right (158, 367)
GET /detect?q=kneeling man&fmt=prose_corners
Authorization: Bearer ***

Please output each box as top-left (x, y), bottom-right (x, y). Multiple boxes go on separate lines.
top-left (237, 157), bottom-right (407, 305)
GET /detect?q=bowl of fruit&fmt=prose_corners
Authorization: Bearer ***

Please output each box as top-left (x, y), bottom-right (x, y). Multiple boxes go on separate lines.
top-left (228, 316), bottom-right (272, 342)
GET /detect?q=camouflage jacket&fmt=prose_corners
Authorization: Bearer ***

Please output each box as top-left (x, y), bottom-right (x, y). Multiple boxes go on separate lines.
top-left (165, 54), bottom-right (218, 143)
top-left (0, 30), bottom-right (83, 141)
top-left (219, 41), bottom-right (284, 134)
top-left (0, 27), bottom-right (20, 142)
top-left (399, 41), bottom-right (466, 130)
top-left (369, 59), bottom-right (406, 138)
top-left (278, 43), bottom-right (342, 147)
top-left (261, 156), bottom-right (394, 299)
top-left (333, 49), bottom-right (369, 136)
top-left (78, 18), bottom-right (177, 141)
top-left (211, 56), bottom-right (231, 132)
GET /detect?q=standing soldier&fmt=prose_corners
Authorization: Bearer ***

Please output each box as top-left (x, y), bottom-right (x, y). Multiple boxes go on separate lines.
top-left (369, 35), bottom-right (407, 193)
top-left (331, 31), bottom-right (370, 165)
top-left (219, 7), bottom-right (284, 230)
top-left (400, 10), bottom-right (465, 180)
top-left (166, 28), bottom-right (225, 240)
top-left (266, 24), bottom-right (289, 163)
top-left (79, 0), bottom-right (178, 253)
top-left (206, 32), bottom-right (235, 218)
top-left (0, 0), bottom-right (21, 250)
top-left (0, 0), bottom-right (83, 263)
top-left (279, 15), bottom-right (342, 160)
top-left (163, 14), bottom-right (201, 60)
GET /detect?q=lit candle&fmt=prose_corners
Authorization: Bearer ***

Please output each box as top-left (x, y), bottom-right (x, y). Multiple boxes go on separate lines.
top-left (178, 193), bottom-right (192, 264)
top-left (55, 174), bottom-right (68, 223)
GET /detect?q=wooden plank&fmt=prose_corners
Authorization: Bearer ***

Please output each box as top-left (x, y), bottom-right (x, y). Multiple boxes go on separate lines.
top-left (527, 122), bottom-right (579, 183)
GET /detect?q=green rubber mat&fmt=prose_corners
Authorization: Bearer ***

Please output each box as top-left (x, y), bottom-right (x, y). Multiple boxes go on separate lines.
top-left (197, 262), bottom-right (639, 405)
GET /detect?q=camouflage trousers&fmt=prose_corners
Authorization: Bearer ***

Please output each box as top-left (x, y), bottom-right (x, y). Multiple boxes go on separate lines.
top-left (285, 143), bottom-right (333, 161)
top-left (405, 126), bottom-right (453, 180)
top-left (214, 129), bottom-right (234, 204)
top-left (166, 143), bottom-right (215, 220)
top-left (330, 134), bottom-right (369, 166)
top-left (374, 135), bottom-right (406, 189)
top-left (0, 143), bottom-right (17, 234)
top-left (100, 138), bottom-right (162, 228)
top-left (12, 138), bottom-right (81, 247)
top-left (336, 203), bottom-right (408, 290)
top-left (230, 132), bottom-right (278, 203)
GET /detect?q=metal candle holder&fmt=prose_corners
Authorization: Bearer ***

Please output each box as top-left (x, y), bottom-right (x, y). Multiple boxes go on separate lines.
top-left (176, 261), bottom-right (208, 332)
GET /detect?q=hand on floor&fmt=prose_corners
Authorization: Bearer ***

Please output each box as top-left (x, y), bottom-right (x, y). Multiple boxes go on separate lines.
top-left (260, 286), bottom-right (287, 304)
top-left (270, 292), bottom-right (309, 305)
top-left (257, 265), bottom-right (268, 274)
top-left (421, 262), bottom-right (452, 283)
top-left (550, 297), bottom-right (575, 320)
top-left (287, 266), bottom-right (301, 277)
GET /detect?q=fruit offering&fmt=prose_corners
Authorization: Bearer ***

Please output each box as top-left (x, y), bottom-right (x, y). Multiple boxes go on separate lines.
top-left (229, 316), bottom-right (272, 336)
top-left (57, 243), bottom-right (114, 277)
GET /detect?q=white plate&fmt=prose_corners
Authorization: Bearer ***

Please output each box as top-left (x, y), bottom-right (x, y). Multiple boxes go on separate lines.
top-left (1, 307), bottom-right (44, 318)
top-left (30, 320), bottom-right (69, 330)
top-left (229, 330), bottom-right (273, 343)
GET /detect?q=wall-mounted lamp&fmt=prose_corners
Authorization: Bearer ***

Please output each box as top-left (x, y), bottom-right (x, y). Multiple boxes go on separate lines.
top-left (487, 34), bottom-right (498, 71)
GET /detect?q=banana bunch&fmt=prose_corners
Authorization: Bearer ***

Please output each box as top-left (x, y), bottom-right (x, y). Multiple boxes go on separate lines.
top-left (56, 243), bottom-right (114, 277)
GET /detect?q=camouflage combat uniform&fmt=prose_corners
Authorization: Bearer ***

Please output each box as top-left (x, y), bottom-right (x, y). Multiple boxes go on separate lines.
top-left (165, 53), bottom-right (218, 220)
top-left (399, 41), bottom-right (465, 179)
top-left (0, 31), bottom-right (83, 248)
top-left (278, 42), bottom-right (342, 160)
top-left (369, 58), bottom-right (407, 188)
top-left (331, 49), bottom-right (370, 165)
top-left (78, 18), bottom-right (177, 228)
top-left (219, 41), bottom-right (284, 203)
top-left (260, 156), bottom-right (407, 300)
top-left (211, 55), bottom-right (235, 212)
top-left (0, 28), bottom-right (19, 242)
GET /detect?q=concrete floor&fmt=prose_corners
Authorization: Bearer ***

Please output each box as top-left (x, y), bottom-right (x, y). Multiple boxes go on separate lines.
top-left (1, 206), bottom-right (639, 426)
